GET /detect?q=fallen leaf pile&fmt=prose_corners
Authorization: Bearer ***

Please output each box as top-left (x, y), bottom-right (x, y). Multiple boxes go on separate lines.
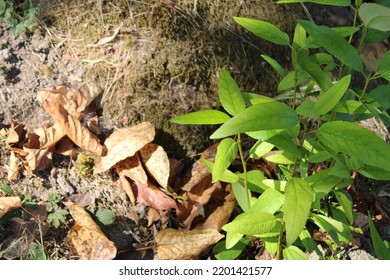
top-left (0, 84), bottom-right (237, 260)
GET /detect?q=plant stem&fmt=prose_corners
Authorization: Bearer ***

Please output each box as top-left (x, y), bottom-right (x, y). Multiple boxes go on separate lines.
top-left (237, 134), bottom-right (250, 209)
top-left (275, 221), bottom-right (285, 260)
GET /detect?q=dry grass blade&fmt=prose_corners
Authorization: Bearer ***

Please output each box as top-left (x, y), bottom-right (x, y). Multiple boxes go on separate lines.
top-left (156, 228), bottom-right (224, 260)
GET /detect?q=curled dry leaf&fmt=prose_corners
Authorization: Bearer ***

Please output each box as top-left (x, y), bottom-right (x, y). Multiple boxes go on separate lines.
top-left (117, 172), bottom-right (136, 205)
top-left (5, 121), bottom-right (26, 146)
top-left (66, 203), bottom-right (116, 260)
top-left (7, 151), bottom-right (20, 181)
top-left (0, 197), bottom-right (22, 218)
top-left (23, 147), bottom-right (54, 174)
top-left (115, 154), bottom-right (148, 186)
top-left (34, 123), bottom-right (65, 149)
top-left (139, 143), bottom-right (170, 189)
top-left (94, 122), bottom-right (155, 173)
top-left (156, 228), bottom-right (224, 260)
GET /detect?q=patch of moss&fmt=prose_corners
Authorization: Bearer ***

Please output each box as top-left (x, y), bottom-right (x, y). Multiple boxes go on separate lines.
top-left (74, 151), bottom-right (96, 178)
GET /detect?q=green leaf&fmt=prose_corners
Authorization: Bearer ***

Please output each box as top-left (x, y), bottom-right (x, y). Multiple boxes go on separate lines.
top-left (296, 101), bottom-right (316, 118)
top-left (210, 101), bottom-right (299, 139)
top-left (368, 212), bottom-right (390, 260)
top-left (232, 181), bottom-right (253, 212)
top-left (317, 121), bottom-right (390, 178)
top-left (277, 0), bottom-right (351, 6)
top-left (306, 169), bottom-right (343, 202)
top-left (311, 213), bottom-right (352, 245)
top-left (334, 189), bottom-right (354, 224)
top-left (95, 208), bottom-right (116, 225)
top-left (238, 170), bottom-right (268, 193)
top-left (248, 188), bottom-right (284, 215)
top-left (298, 52), bottom-right (333, 91)
top-left (283, 178), bottom-right (314, 246)
top-left (0, 0), bottom-right (6, 15)
top-left (293, 22), bottom-right (307, 48)
top-left (299, 20), bottom-right (363, 71)
top-left (261, 55), bottom-right (287, 77)
top-left (27, 243), bottom-right (48, 260)
top-left (213, 238), bottom-right (250, 260)
top-left (277, 70), bottom-right (309, 91)
top-left (212, 138), bottom-right (238, 182)
top-left (359, 3), bottom-right (390, 32)
top-left (314, 75), bottom-right (351, 117)
top-left (261, 235), bottom-right (279, 255)
top-left (369, 85), bottom-right (390, 110)
top-left (377, 50), bottom-right (390, 81)
top-left (225, 232), bottom-right (244, 249)
top-left (11, 22), bottom-right (26, 37)
top-left (233, 17), bottom-right (290, 45)
top-left (202, 159), bottom-right (239, 183)
top-left (218, 68), bottom-right (246, 116)
top-left (170, 110), bottom-right (230, 125)
top-left (47, 209), bottom-right (68, 229)
top-left (264, 151), bottom-right (295, 164)
top-left (364, 29), bottom-right (390, 44)
top-left (250, 141), bottom-right (274, 159)
top-left (283, 245), bottom-right (309, 260)
top-left (222, 213), bottom-right (279, 236)
top-left (299, 229), bottom-right (324, 258)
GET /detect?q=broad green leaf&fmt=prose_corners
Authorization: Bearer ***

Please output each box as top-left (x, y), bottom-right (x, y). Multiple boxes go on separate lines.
top-left (222, 213), bottom-right (278, 236)
top-left (277, 0), bottom-right (350, 6)
top-left (317, 121), bottom-right (390, 177)
top-left (248, 188), bottom-right (284, 215)
top-left (299, 20), bottom-right (363, 71)
top-left (364, 29), bottom-right (390, 44)
top-left (170, 110), bottom-right (230, 124)
top-left (331, 26), bottom-right (360, 38)
top-left (359, 3), bottom-right (390, 31)
top-left (333, 99), bottom-right (370, 114)
top-left (265, 134), bottom-right (300, 157)
top-left (314, 75), bottom-right (351, 117)
top-left (311, 213), bottom-right (353, 245)
top-left (293, 23), bottom-right (307, 48)
top-left (212, 138), bottom-right (238, 182)
top-left (246, 124), bottom-right (300, 141)
top-left (213, 238), bottom-right (250, 260)
top-left (313, 53), bottom-right (336, 72)
top-left (298, 52), bottom-right (333, 91)
top-left (232, 181), bottom-right (253, 212)
top-left (219, 68), bottom-right (246, 116)
top-left (250, 141), bottom-right (275, 159)
top-left (201, 159), bottom-right (239, 183)
top-left (299, 229), bottom-right (324, 259)
top-left (377, 50), bottom-right (390, 81)
top-left (238, 170), bottom-right (268, 193)
top-left (225, 232), bottom-right (244, 249)
top-left (369, 85), bottom-right (390, 110)
top-left (264, 152), bottom-right (295, 164)
top-left (306, 169), bottom-right (343, 202)
top-left (296, 101), bottom-right (316, 118)
top-left (242, 92), bottom-right (274, 106)
top-left (261, 236), bottom-right (279, 255)
top-left (368, 212), bottom-right (390, 260)
top-left (27, 243), bottom-right (48, 260)
top-left (262, 179), bottom-right (287, 192)
top-left (277, 70), bottom-right (309, 91)
top-left (283, 178), bottom-right (314, 246)
top-left (261, 55), bottom-right (287, 77)
top-left (210, 101), bottom-right (299, 139)
top-left (334, 189), bottom-right (354, 224)
top-left (283, 245), bottom-right (309, 260)
top-left (234, 17), bottom-right (290, 45)
top-left (0, 1), bottom-right (6, 15)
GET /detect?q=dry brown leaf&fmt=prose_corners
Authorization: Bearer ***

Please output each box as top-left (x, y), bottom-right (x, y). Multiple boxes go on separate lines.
top-left (168, 158), bottom-right (184, 190)
top-left (134, 181), bottom-right (177, 211)
top-left (94, 122), bottom-right (155, 173)
top-left (0, 197), bottom-right (22, 218)
top-left (66, 203), bottom-right (116, 260)
top-left (37, 85), bottom-right (100, 120)
top-left (115, 154), bottom-right (148, 186)
top-left (7, 151), bottom-right (20, 182)
top-left (197, 187), bottom-right (235, 231)
top-left (5, 121), bottom-right (26, 146)
top-left (34, 123), bottom-right (65, 149)
top-left (181, 143), bottom-right (218, 191)
top-left (156, 228), bottom-right (224, 260)
top-left (117, 173), bottom-right (136, 205)
top-left (22, 147), bottom-right (54, 173)
top-left (55, 137), bottom-right (78, 158)
top-left (139, 143), bottom-right (170, 189)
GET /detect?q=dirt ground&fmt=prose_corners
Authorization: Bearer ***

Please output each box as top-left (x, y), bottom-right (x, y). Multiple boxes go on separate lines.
top-left (0, 1), bottom-right (389, 260)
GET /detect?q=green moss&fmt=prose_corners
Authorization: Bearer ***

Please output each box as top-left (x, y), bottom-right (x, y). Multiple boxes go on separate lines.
top-left (74, 151), bottom-right (96, 178)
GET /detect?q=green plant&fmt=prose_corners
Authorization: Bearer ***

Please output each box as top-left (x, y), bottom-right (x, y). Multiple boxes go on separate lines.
top-left (0, 0), bottom-right (38, 36)
top-left (45, 192), bottom-right (69, 229)
top-left (171, 0), bottom-right (390, 259)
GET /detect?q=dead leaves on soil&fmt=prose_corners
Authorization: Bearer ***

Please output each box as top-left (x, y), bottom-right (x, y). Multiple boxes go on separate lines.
top-left (2, 84), bottom-right (237, 260)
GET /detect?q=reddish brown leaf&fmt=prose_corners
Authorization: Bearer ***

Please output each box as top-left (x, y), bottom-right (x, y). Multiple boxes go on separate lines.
top-left (115, 154), bottom-right (148, 186)
top-left (94, 122), bottom-right (155, 173)
top-left (118, 173), bottom-right (136, 205)
top-left (134, 181), bottom-right (177, 211)
top-left (156, 228), bottom-right (224, 260)
top-left (139, 143), bottom-right (170, 189)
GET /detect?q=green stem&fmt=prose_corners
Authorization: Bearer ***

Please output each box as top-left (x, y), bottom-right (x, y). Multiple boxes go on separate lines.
top-left (237, 134), bottom-right (250, 209)
top-left (275, 220), bottom-right (285, 260)
top-left (357, 25), bottom-right (368, 54)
